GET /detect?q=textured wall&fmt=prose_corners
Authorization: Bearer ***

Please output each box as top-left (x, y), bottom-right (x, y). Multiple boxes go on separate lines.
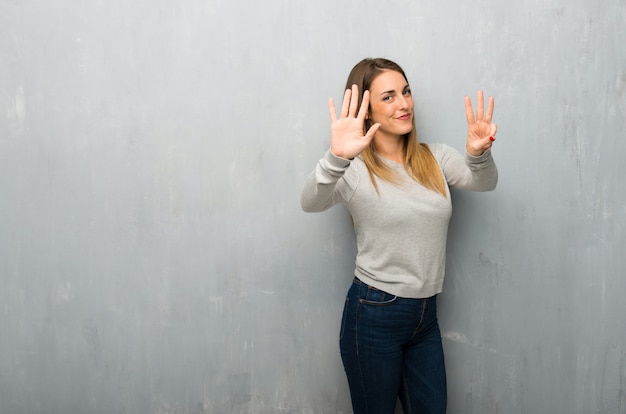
top-left (1, 0), bottom-right (625, 413)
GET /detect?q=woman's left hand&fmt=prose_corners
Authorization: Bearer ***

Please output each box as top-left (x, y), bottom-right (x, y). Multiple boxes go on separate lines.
top-left (465, 90), bottom-right (497, 156)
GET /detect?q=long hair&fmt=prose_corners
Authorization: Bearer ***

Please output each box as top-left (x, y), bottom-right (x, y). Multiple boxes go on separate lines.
top-left (345, 58), bottom-right (447, 197)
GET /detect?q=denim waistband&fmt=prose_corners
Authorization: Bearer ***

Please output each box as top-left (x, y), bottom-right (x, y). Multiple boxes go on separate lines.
top-left (352, 276), bottom-right (436, 300)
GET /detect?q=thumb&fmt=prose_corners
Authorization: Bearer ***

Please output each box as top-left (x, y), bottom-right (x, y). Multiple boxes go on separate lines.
top-left (364, 123), bottom-right (380, 142)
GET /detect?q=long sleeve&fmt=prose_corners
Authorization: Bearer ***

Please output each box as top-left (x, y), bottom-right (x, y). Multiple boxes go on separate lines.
top-left (433, 144), bottom-right (498, 192)
top-left (300, 150), bottom-right (356, 212)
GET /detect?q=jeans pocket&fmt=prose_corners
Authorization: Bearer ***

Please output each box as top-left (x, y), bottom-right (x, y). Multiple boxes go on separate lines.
top-left (359, 286), bottom-right (398, 306)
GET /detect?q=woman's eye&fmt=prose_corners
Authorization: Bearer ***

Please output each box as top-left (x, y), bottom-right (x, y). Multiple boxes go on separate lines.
top-left (382, 96), bottom-right (392, 102)
top-left (403, 89), bottom-right (412, 96)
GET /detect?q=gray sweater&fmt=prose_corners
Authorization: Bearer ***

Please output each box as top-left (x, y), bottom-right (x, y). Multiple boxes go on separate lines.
top-left (300, 143), bottom-right (497, 298)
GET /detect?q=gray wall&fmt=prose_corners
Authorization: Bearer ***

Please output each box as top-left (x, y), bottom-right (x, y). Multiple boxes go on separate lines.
top-left (1, 0), bottom-right (625, 413)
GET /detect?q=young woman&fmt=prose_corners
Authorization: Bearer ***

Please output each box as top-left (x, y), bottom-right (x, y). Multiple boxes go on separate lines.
top-left (300, 58), bottom-right (498, 414)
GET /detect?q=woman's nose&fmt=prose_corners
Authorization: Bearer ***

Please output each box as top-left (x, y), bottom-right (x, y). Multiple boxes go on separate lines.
top-left (397, 95), bottom-right (409, 109)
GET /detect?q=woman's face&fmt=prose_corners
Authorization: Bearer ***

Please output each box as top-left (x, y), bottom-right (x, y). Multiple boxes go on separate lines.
top-left (367, 70), bottom-right (414, 140)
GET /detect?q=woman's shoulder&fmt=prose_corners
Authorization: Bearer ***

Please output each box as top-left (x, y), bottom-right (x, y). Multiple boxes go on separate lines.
top-left (423, 142), bottom-right (458, 161)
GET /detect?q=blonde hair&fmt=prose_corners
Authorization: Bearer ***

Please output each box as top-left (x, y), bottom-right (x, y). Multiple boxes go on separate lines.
top-left (345, 58), bottom-right (447, 197)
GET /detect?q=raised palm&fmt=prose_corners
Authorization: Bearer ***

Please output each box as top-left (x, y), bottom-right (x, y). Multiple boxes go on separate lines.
top-left (328, 85), bottom-right (380, 160)
top-left (465, 90), bottom-right (498, 156)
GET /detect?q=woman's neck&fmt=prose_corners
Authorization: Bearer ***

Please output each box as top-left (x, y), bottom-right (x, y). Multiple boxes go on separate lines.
top-left (374, 134), bottom-right (404, 163)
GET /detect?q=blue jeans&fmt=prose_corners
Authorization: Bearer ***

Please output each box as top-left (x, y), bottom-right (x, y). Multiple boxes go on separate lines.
top-left (340, 277), bottom-right (447, 414)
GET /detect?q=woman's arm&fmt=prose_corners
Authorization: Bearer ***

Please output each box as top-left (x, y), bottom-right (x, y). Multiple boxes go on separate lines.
top-left (301, 84), bottom-right (378, 212)
top-left (300, 150), bottom-right (353, 212)
top-left (437, 145), bottom-right (498, 192)
top-left (437, 90), bottom-right (499, 191)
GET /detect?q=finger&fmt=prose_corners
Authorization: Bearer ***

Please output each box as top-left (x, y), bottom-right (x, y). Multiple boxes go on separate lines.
top-left (363, 122), bottom-right (380, 144)
top-left (465, 96), bottom-right (475, 125)
top-left (476, 90), bottom-right (484, 121)
top-left (328, 98), bottom-right (337, 123)
top-left (357, 90), bottom-right (370, 121)
top-left (490, 123), bottom-right (498, 136)
top-left (348, 84), bottom-right (359, 117)
top-left (485, 96), bottom-right (495, 123)
top-left (340, 88), bottom-right (351, 118)
top-left (478, 136), bottom-right (494, 149)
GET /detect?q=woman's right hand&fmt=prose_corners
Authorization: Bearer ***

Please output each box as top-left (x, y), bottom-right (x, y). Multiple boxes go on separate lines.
top-left (328, 84), bottom-right (380, 160)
